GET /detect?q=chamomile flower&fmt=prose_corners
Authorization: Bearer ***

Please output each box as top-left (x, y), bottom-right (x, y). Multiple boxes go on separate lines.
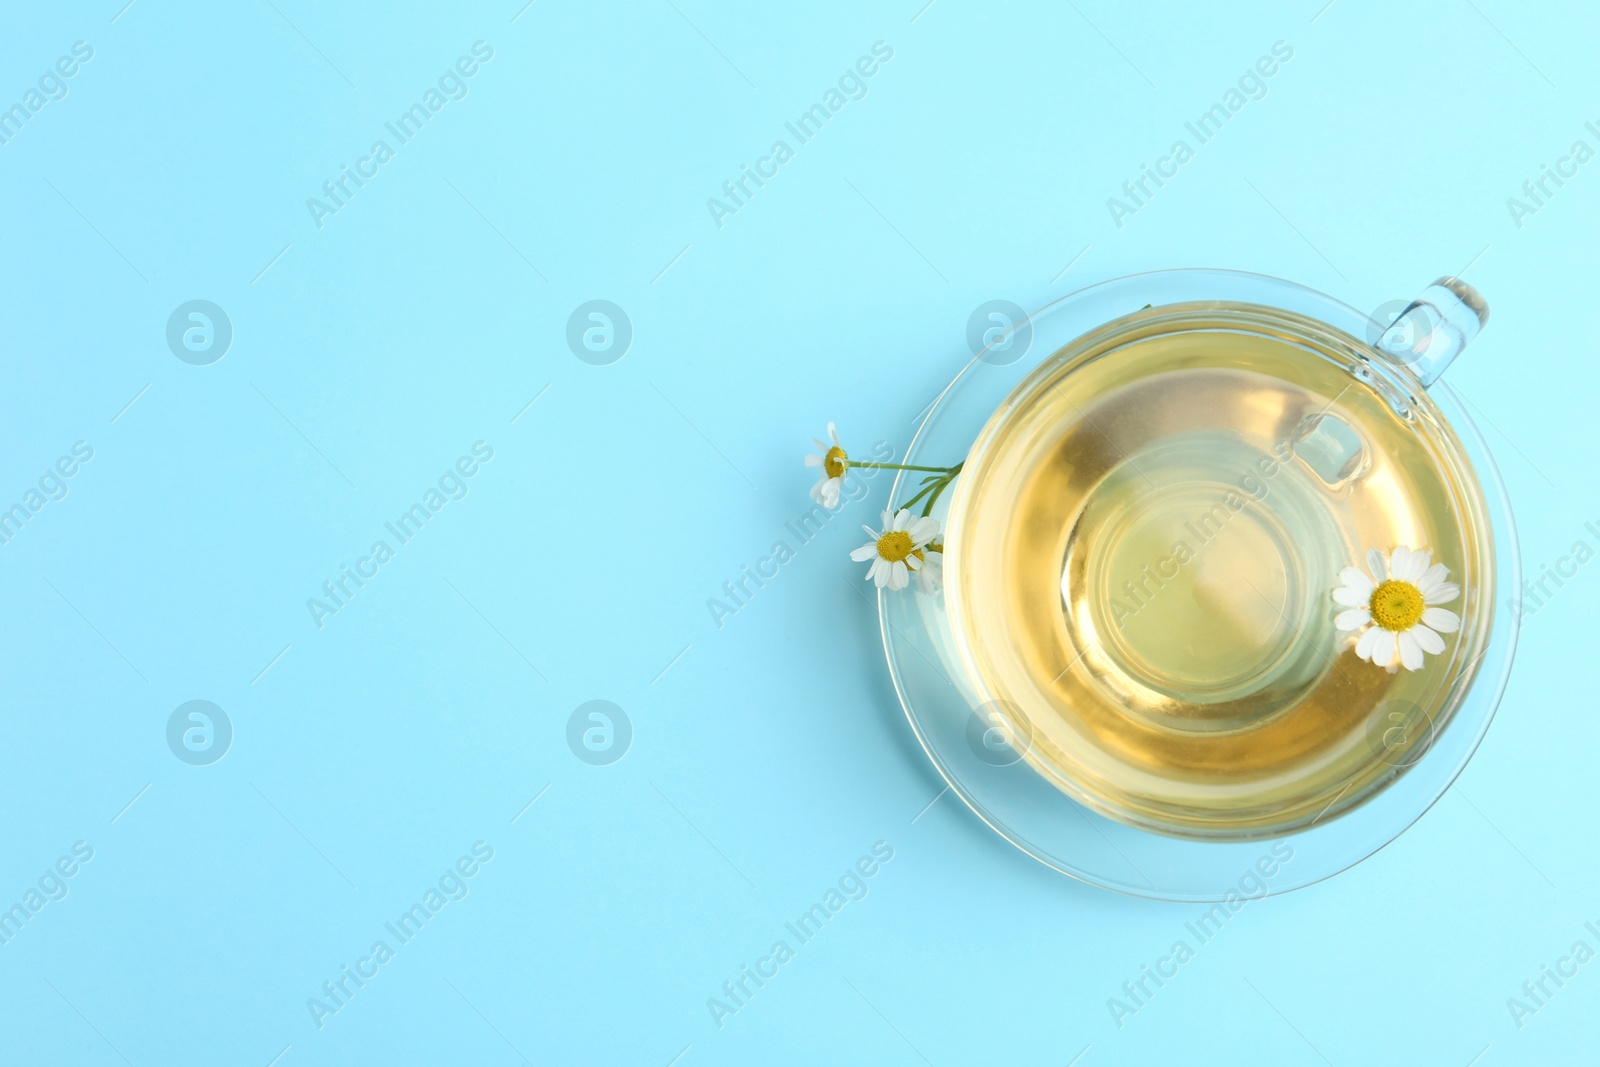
top-left (1333, 545), bottom-right (1462, 672)
top-left (851, 509), bottom-right (940, 592)
top-left (804, 422), bottom-right (849, 508)
top-left (913, 542), bottom-right (944, 596)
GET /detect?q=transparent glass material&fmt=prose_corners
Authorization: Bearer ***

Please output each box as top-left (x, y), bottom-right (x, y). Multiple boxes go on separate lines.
top-left (880, 270), bottom-right (1518, 901)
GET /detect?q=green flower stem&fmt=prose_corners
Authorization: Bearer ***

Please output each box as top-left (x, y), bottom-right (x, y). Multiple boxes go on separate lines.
top-left (841, 459), bottom-right (965, 518)
top-left (849, 461), bottom-right (958, 473)
top-left (917, 462), bottom-right (962, 517)
top-left (892, 461), bottom-right (964, 517)
top-left (900, 479), bottom-right (942, 510)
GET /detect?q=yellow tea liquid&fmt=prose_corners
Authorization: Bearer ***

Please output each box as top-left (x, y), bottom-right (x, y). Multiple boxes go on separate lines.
top-left (946, 305), bottom-right (1493, 837)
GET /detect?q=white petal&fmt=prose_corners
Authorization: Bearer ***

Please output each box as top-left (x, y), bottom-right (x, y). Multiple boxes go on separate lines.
top-left (1416, 562), bottom-right (1450, 594)
top-left (905, 554), bottom-right (922, 571)
top-left (1403, 548), bottom-right (1432, 582)
top-left (1367, 548), bottom-right (1387, 582)
top-left (1355, 626), bottom-right (1382, 661)
top-left (880, 508), bottom-right (894, 529)
top-left (1335, 608), bottom-right (1371, 631)
top-left (1339, 566), bottom-right (1376, 596)
top-left (1410, 624), bottom-right (1445, 655)
top-left (1389, 546), bottom-right (1412, 582)
top-left (1421, 607), bottom-right (1460, 633)
top-left (804, 453), bottom-right (822, 467)
top-left (850, 543), bottom-right (878, 562)
top-left (891, 509), bottom-right (912, 532)
top-left (1369, 629), bottom-right (1397, 667)
top-left (820, 482), bottom-right (840, 508)
top-left (1397, 630), bottom-right (1423, 671)
top-left (808, 482), bottom-right (825, 504)
top-left (870, 560), bottom-right (888, 587)
top-left (908, 517), bottom-right (940, 543)
top-left (1333, 586), bottom-right (1371, 608)
top-left (826, 421), bottom-right (839, 445)
top-left (1424, 582), bottom-right (1460, 605)
top-left (887, 561), bottom-right (908, 591)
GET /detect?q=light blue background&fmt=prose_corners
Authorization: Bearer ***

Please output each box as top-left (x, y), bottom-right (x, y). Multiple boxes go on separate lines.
top-left (1, 1), bottom-right (1594, 1064)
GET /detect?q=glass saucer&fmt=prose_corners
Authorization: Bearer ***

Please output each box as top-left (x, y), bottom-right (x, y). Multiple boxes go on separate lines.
top-left (880, 269), bottom-right (1519, 901)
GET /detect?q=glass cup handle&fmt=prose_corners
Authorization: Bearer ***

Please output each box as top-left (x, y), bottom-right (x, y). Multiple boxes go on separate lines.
top-left (1374, 276), bottom-right (1490, 388)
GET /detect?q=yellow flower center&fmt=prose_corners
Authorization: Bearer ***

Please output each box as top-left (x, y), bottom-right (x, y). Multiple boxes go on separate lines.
top-left (824, 445), bottom-right (848, 479)
top-left (1369, 579), bottom-right (1424, 632)
top-left (877, 530), bottom-right (915, 563)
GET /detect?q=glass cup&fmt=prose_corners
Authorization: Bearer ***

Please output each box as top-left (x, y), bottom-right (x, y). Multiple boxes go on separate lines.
top-left (941, 277), bottom-right (1497, 839)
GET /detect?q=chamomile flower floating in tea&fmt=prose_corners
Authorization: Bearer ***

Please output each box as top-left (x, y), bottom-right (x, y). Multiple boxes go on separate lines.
top-left (804, 422), bottom-right (849, 507)
top-left (851, 509), bottom-right (941, 592)
top-left (1333, 545), bottom-right (1462, 672)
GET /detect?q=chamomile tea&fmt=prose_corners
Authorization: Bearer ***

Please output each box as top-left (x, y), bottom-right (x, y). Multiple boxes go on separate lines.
top-left (944, 303), bottom-right (1494, 837)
